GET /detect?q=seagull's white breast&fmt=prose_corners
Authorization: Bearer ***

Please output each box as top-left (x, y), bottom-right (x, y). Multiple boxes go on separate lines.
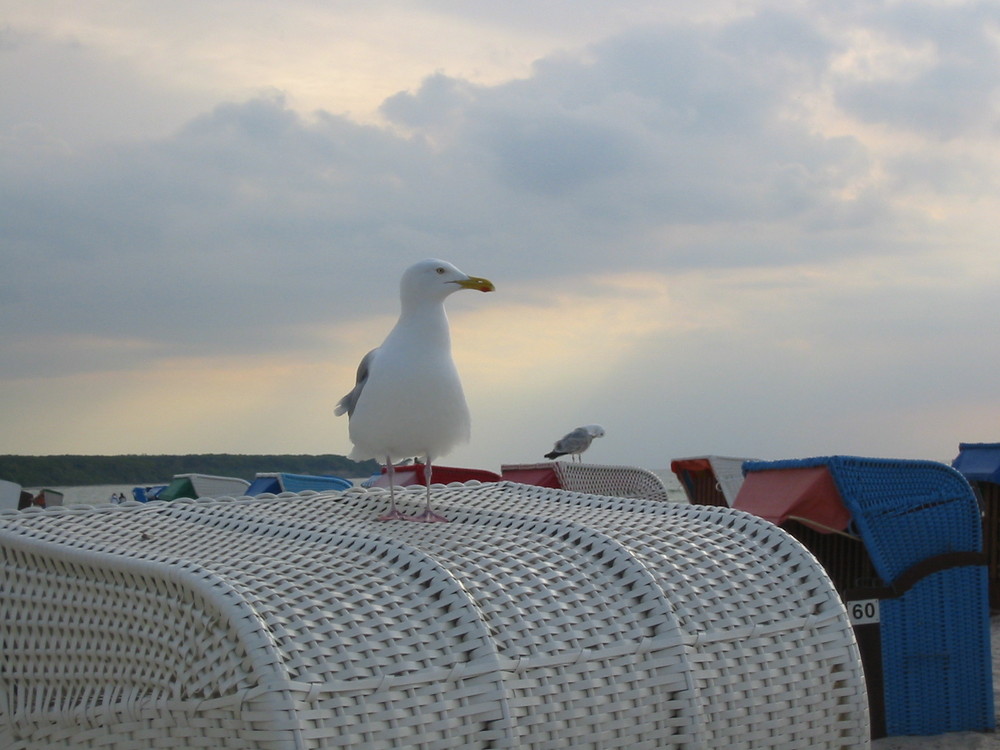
top-left (347, 305), bottom-right (471, 462)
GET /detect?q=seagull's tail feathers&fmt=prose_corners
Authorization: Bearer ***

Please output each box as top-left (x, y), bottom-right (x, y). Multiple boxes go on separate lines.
top-left (544, 451), bottom-right (566, 460)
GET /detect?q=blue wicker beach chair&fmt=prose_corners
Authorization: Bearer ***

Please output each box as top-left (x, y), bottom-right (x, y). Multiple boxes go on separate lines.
top-left (952, 442), bottom-right (1000, 607)
top-left (737, 456), bottom-right (994, 738)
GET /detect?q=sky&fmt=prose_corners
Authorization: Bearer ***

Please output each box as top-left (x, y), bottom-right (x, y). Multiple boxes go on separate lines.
top-left (3, 0), bottom-right (1000, 473)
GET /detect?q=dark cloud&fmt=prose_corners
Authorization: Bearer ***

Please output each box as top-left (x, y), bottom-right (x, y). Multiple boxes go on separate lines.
top-left (380, 73), bottom-right (479, 130)
top-left (0, 5), bottom-right (991, 382)
top-left (380, 19), bottom-right (882, 262)
top-left (474, 112), bottom-right (635, 195)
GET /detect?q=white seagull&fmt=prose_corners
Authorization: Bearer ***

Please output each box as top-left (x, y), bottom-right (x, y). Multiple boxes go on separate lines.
top-left (544, 425), bottom-right (606, 462)
top-left (336, 259), bottom-right (495, 522)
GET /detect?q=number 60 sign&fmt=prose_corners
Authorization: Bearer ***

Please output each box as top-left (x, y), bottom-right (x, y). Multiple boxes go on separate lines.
top-left (848, 599), bottom-right (880, 625)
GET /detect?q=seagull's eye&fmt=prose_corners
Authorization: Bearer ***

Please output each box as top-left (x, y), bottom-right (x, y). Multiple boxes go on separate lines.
top-left (435, 267), bottom-right (446, 275)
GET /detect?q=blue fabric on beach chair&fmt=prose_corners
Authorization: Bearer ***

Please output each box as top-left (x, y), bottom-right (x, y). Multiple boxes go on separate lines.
top-left (952, 442), bottom-right (1000, 483)
top-left (952, 442), bottom-right (1000, 607)
top-left (743, 456), bottom-right (994, 737)
top-left (829, 457), bottom-right (993, 737)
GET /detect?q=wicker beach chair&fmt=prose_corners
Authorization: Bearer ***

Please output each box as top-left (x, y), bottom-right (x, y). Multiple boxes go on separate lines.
top-left (952, 442), bottom-right (1000, 607)
top-left (670, 456), bottom-right (756, 507)
top-left (737, 456), bottom-right (994, 738)
top-left (502, 462), bottom-right (671, 503)
top-left (1, 481), bottom-right (868, 749)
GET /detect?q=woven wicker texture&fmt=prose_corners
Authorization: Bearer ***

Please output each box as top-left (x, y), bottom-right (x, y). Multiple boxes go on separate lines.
top-left (744, 456), bottom-right (995, 737)
top-left (502, 462), bottom-right (671, 503)
top-left (1, 482), bottom-right (868, 749)
top-left (830, 457), bottom-right (994, 737)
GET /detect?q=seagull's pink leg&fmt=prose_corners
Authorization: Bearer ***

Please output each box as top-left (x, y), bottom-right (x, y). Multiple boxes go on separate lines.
top-left (409, 456), bottom-right (449, 522)
top-left (377, 457), bottom-right (408, 521)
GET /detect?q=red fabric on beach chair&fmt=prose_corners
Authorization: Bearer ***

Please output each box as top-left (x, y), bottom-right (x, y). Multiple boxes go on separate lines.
top-left (734, 465), bottom-right (851, 534)
top-left (500, 464), bottom-right (562, 488)
top-left (372, 464), bottom-right (501, 488)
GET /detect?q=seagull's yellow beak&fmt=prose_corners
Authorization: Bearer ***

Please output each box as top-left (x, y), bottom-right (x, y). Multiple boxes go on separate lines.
top-left (455, 276), bottom-right (495, 292)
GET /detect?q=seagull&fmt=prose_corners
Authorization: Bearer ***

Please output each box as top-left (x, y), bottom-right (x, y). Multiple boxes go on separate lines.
top-left (544, 425), bottom-right (606, 462)
top-left (336, 259), bottom-right (495, 522)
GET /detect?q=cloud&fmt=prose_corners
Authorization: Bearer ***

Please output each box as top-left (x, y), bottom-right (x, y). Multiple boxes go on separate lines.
top-left (3, 2), bottom-right (1000, 466)
top-left (832, 2), bottom-right (1000, 139)
top-left (2, 94), bottom-right (428, 365)
top-left (0, 25), bottom-right (215, 147)
top-left (380, 18), bottom-right (887, 260)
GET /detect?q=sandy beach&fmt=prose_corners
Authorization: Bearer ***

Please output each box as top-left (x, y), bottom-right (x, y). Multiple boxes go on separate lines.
top-left (875, 730), bottom-right (1000, 750)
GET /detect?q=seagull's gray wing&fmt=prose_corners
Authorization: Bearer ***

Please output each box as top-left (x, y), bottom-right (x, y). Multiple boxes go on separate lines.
top-left (335, 347), bottom-right (378, 418)
top-left (555, 427), bottom-right (593, 454)
top-left (544, 427), bottom-right (594, 459)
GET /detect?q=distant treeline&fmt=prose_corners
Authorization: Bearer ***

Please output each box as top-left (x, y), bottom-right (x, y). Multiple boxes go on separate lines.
top-left (0, 454), bottom-right (380, 487)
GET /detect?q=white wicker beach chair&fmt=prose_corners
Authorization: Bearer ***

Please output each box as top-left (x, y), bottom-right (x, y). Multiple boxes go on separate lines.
top-left (503, 462), bottom-right (672, 503)
top-left (0, 482), bottom-right (869, 749)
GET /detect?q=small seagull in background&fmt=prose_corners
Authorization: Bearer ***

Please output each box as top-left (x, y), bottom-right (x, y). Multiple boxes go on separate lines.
top-left (544, 424), bottom-right (606, 462)
top-left (336, 259), bottom-right (495, 522)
